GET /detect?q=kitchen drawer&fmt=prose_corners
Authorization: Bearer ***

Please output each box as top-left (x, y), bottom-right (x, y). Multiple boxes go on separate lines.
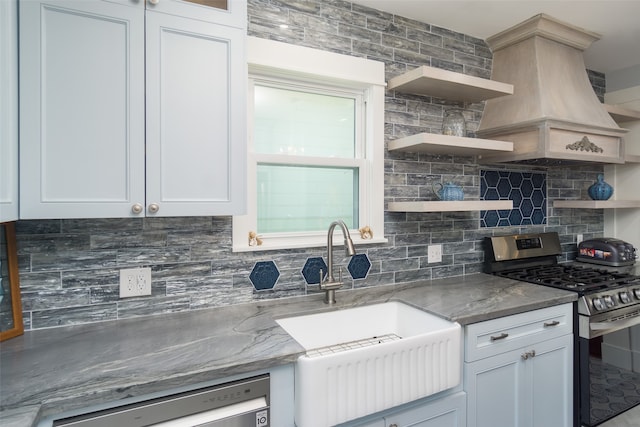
top-left (465, 303), bottom-right (572, 362)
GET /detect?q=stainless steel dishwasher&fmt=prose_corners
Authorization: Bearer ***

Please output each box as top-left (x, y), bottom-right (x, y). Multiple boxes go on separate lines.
top-left (52, 374), bottom-right (270, 427)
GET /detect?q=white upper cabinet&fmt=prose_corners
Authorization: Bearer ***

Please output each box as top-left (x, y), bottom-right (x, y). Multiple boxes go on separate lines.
top-left (19, 0), bottom-right (146, 219)
top-left (148, 0), bottom-right (246, 28)
top-left (0, 0), bottom-right (20, 222)
top-left (145, 9), bottom-right (246, 217)
top-left (19, 0), bottom-right (246, 219)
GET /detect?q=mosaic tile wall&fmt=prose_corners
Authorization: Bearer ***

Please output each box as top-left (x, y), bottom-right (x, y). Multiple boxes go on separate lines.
top-left (480, 170), bottom-right (547, 227)
top-left (14, 0), bottom-right (607, 330)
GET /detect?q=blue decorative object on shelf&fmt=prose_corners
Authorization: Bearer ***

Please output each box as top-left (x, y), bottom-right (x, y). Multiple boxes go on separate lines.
top-left (249, 261), bottom-right (280, 290)
top-left (301, 257), bottom-right (327, 285)
top-left (347, 254), bottom-right (371, 280)
top-left (433, 182), bottom-right (464, 201)
top-left (587, 174), bottom-right (613, 200)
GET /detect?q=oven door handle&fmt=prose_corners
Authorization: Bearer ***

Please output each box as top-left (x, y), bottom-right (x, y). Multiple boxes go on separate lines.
top-left (590, 316), bottom-right (640, 334)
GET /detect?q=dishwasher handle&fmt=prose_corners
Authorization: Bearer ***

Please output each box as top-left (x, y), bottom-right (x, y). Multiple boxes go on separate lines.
top-left (52, 375), bottom-right (270, 427)
top-left (150, 397), bottom-right (268, 427)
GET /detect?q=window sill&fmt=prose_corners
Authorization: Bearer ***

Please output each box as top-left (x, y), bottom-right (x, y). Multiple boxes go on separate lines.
top-left (232, 235), bottom-right (388, 253)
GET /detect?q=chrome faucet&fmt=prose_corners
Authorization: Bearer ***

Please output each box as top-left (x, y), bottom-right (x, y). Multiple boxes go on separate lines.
top-left (320, 220), bottom-right (356, 304)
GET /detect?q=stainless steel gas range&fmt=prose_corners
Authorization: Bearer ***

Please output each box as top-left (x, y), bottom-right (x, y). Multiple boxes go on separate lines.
top-left (484, 232), bottom-right (640, 427)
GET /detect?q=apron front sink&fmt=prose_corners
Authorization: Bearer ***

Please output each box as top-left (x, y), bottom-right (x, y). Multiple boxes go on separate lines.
top-left (276, 301), bottom-right (462, 427)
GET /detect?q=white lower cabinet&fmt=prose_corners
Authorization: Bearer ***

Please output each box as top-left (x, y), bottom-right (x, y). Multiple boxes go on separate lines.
top-left (464, 304), bottom-right (574, 427)
top-left (343, 391), bottom-right (466, 427)
top-left (383, 391), bottom-right (466, 427)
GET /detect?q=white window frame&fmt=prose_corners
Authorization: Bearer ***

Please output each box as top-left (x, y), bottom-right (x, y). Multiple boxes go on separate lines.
top-left (232, 37), bottom-right (386, 252)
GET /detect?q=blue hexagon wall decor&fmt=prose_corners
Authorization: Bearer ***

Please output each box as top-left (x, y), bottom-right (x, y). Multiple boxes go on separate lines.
top-left (301, 257), bottom-right (328, 285)
top-left (347, 254), bottom-right (371, 280)
top-left (249, 261), bottom-right (280, 291)
top-left (481, 170), bottom-right (547, 227)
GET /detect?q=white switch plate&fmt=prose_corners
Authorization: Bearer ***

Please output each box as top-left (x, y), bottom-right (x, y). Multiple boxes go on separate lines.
top-left (427, 244), bottom-right (442, 264)
top-left (577, 234), bottom-right (584, 245)
top-left (119, 267), bottom-right (152, 298)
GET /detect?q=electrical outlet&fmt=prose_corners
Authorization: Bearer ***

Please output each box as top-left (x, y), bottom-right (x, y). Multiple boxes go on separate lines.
top-left (577, 234), bottom-right (584, 245)
top-left (119, 267), bottom-right (152, 298)
top-left (427, 244), bottom-right (442, 264)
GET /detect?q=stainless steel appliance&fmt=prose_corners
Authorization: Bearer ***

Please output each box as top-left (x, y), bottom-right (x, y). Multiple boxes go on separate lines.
top-left (577, 237), bottom-right (637, 267)
top-left (484, 232), bottom-right (640, 427)
top-left (52, 375), bottom-right (270, 427)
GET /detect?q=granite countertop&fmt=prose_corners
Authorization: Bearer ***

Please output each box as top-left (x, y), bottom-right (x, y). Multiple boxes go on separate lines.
top-left (0, 273), bottom-right (577, 426)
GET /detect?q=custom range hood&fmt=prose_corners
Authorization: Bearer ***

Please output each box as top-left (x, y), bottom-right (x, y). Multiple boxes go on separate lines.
top-left (478, 14), bottom-right (627, 165)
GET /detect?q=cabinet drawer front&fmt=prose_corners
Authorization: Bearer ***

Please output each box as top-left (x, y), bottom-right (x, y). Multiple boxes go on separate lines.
top-left (465, 304), bottom-right (572, 362)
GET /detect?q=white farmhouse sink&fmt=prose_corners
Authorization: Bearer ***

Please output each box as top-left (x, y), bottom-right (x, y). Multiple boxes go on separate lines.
top-left (276, 301), bottom-right (462, 427)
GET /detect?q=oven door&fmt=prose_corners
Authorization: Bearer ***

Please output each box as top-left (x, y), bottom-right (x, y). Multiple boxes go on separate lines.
top-left (579, 319), bottom-right (640, 426)
top-left (580, 305), bottom-right (640, 339)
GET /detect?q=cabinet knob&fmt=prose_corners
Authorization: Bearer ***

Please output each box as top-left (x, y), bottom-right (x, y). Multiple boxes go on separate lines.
top-left (148, 203), bottom-right (160, 214)
top-left (148, 0), bottom-right (159, 4)
top-left (131, 203), bottom-right (143, 214)
top-left (389, 424), bottom-right (398, 427)
top-left (521, 350), bottom-right (536, 360)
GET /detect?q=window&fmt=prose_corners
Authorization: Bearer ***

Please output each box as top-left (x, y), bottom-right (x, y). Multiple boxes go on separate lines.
top-left (232, 37), bottom-right (385, 252)
top-left (254, 81), bottom-right (362, 233)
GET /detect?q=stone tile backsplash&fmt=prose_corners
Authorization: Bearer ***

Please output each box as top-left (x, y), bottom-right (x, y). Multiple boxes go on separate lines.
top-left (15, 0), bottom-right (607, 330)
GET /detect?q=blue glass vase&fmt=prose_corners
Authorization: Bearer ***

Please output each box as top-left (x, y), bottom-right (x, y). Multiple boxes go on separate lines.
top-left (588, 174), bottom-right (613, 200)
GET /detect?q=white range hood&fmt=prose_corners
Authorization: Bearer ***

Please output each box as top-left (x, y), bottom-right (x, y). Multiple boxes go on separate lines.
top-left (478, 14), bottom-right (627, 165)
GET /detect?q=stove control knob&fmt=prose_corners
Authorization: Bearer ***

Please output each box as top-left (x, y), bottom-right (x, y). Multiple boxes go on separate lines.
top-left (592, 298), bottom-right (606, 311)
top-left (619, 291), bottom-right (632, 304)
top-left (634, 289), bottom-right (640, 300)
top-left (603, 295), bottom-right (616, 308)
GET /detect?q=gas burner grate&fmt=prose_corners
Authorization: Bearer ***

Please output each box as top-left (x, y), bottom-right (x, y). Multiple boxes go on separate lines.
top-left (496, 265), bottom-right (639, 293)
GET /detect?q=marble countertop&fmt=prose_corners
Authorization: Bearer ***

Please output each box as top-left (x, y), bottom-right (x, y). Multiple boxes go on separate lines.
top-left (0, 273), bottom-right (577, 426)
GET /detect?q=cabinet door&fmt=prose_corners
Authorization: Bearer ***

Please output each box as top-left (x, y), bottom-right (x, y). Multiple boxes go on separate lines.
top-left (466, 334), bottom-right (573, 427)
top-left (0, 0), bottom-right (18, 222)
top-left (528, 334), bottom-right (573, 427)
top-left (145, 10), bottom-right (246, 217)
top-left (385, 392), bottom-right (466, 427)
top-left (465, 350), bottom-right (522, 427)
top-left (19, 0), bottom-right (146, 219)
top-left (147, 0), bottom-right (246, 29)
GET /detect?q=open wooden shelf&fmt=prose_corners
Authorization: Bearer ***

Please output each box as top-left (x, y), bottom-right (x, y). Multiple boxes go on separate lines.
top-left (388, 133), bottom-right (513, 156)
top-left (387, 66), bottom-right (514, 157)
top-left (553, 200), bottom-right (640, 209)
top-left (625, 154), bottom-right (640, 164)
top-left (388, 200), bottom-right (513, 212)
top-left (387, 66), bottom-right (514, 103)
top-left (604, 103), bottom-right (640, 123)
